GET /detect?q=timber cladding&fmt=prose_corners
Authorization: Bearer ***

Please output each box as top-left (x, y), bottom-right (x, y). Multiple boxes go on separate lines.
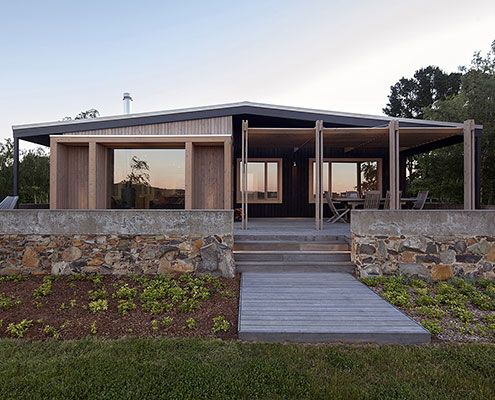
top-left (68, 116), bottom-right (232, 136)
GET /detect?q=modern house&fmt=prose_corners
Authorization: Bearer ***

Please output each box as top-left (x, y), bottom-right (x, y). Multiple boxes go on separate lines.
top-left (11, 101), bottom-right (483, 225)
top-left (5, 100), bottom-right (494, 344)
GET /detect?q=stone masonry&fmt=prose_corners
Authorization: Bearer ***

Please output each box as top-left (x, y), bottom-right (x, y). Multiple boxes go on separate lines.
top-left (0, 210), bottom-right (235, 278)
top-left (351, 210), bottom-right (495, 280)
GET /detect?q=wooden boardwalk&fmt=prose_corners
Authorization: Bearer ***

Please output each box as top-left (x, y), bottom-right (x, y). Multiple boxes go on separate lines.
top-left (239, 272), bottom-right (430, 344)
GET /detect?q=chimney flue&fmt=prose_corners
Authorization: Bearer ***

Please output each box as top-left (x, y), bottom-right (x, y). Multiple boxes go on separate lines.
top-left (123, 92), bottom-right (133, 114)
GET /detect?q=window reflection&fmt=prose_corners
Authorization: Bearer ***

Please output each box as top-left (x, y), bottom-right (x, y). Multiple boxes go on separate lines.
top-left (112, 149), bottom-right (185, 209)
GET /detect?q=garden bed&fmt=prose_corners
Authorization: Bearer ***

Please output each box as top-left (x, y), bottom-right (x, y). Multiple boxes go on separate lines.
top-left (0, 274), bottom-right (239, 340)
top-left (360, 276), bottom-right (495, 342)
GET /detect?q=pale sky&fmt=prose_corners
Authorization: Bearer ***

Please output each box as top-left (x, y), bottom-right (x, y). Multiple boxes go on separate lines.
top-left (2, 0), bottom-right (494, 149)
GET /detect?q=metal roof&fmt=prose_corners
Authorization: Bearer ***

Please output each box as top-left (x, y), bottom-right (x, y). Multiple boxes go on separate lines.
top-left (12, 101), bottom-right (481, 145)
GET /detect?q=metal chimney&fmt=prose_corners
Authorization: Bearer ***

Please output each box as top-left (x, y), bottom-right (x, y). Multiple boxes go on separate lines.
top-left (123, 92), bottom-right (133, 114)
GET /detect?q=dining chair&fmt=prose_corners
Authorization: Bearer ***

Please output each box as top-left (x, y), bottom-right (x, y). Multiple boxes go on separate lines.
top-left (324, 192), bottom-right (350, 223)
top-left (412, 191), bottom-right (429, 210)
top-left (363, 191), bottom-right (381, 209)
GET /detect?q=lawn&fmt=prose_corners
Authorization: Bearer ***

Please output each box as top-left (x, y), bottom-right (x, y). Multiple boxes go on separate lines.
top-left (360, 276), bottom-right (495, 342)
top-left (0, 338), bottom-right (493, 399)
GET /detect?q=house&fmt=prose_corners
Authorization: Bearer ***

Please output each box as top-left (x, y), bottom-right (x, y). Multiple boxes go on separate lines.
top-left (11, 101), bottom-right (483, 226)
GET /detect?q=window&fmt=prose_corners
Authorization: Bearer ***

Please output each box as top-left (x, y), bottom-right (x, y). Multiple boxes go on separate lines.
top-left (112, 149), bottom-right (185, 209)
top-left (236, 159), bottom-right (282, 203)
top-left (308, 158), bottom-right (382, 202)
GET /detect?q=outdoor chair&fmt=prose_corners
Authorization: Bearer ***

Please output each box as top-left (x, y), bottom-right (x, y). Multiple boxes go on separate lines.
top-left (412, 191), bottom-right (429, 210)
top-left (0, 196), bottom-right (18, 209)
top-left (345, 191), bottom-right (359, 198)
top-left (383, 190), bottom-right (402, 209)
top-left (324, 191), bottom-right (350, 223)
top-left (362, 191), bottom-right (381, 209)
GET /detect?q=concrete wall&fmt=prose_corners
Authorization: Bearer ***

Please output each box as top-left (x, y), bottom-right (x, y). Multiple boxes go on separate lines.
top-left (0, 210), bottom-right (235, 277)
top-left (351, 211), bottom-right (495, 280)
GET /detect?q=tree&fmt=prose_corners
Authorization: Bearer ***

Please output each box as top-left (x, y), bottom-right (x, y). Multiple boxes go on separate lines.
top-left (62, 108), bottom-right (100, 121)
top-left (383, 66), bottom-right (462, 118)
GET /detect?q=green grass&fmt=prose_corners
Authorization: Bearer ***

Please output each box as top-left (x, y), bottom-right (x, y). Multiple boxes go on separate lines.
top-left (0, 339), bottom-right (494, 399)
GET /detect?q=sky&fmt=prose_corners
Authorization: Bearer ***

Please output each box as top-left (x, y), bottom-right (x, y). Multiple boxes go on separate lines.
top-left (1, 0), bottom-right (494, 149)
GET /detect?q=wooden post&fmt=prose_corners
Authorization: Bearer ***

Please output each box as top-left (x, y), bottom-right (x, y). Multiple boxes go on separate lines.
top-left (223, 137), bottom-right (232, 210)
top-left (315, 120), bottom-right (323, 230)
top-left (49, 137), bottom-right (58, 209)
top-left (463, 119), bottom-right (476, 210)
top-left (88, 141), bottom-right (97, 209)
top-left (185, 142), bottom-right (194, 209)
top-left (241, 120), bottom-right (249, 229)
top-left (388, 120), bottom-right (400, 209)
top-left (356, 162), bottom-right (362, 196)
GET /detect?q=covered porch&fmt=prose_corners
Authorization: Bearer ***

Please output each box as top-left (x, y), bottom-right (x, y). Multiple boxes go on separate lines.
top-left (238, 119), bottom-right (482, 230)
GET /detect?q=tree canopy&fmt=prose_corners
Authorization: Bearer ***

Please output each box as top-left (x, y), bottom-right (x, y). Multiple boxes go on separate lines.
top-left (384, 41), bottom-right (495, 205)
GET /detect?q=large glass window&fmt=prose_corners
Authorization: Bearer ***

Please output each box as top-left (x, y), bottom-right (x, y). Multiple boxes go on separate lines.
top-left (112, 149), bottom-right (185, 209)
top-left (236, 159), bottom-right (282, 203)
top-left (309, 158), bottom-right (381, 201)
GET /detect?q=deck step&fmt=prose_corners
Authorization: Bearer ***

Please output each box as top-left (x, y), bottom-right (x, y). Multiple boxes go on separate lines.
top-left (236, 261), bottom-right (355, 273)
top-left (235, 234), bottom-right (349, 243)
top-left (234, 242), bottom-right (349, 251)
top-left (234, 251), bottom-right (351, 262)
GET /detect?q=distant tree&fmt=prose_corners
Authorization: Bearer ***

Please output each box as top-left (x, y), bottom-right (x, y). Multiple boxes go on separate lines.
top-left (384, 42), bottom-right (495, 205)
top-left (62, 108), bottom-right (100, 121)
top-left (383, 66), bottom-right (462, 118)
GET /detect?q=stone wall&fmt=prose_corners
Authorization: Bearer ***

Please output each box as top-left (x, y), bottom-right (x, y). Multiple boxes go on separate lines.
top-left (0, 210), bottom-right (235, 277)
top-left (351, 211), bottom-right (495, 280)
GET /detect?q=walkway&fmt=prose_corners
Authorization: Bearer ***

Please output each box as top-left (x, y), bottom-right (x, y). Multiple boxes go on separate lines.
top-left (238, 272), bottom-right (430, 344)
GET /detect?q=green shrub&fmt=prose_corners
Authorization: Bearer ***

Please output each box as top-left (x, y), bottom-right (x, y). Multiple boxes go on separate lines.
top-left (220, 289), bottom-right (236, 298)
top-left (161, 316), bottom-right (174, 328)
top-left (43, 325), bottom-right (61, 339)
top-left (185, 318), bottom-right (197, 330)
top-left (421, 320), bottom-right (443, 335)
top-left (151, 320), bottom-right (159, 332)
top-left (113, 284), bottom-right (137, 300)
top-left (89, 321), bottom-right (97, 335)
top-left (6, 319), bottom-right (33, 338)
top-left (469, 292), bottom-right (495, 311)
top-left (117, 299), bottom-right (136, 316)
top-left (33, 276), bottom-right (54, 298)
top-left (415, 306), bottom-right (445, 319)
top-left (0, 293), bottom-right (21, 310)
top-left (88, 299), bottom-right (108, 313)
top-left (450, 306), bottom-right (474, 323)
top-left (212, 316), bottom-right (230, 333)
top-left (88, 288), bottom-right (107, 301)
top-left (482, 313), bottom-right (495, 325)
top-left (414, 287), bottom-right (429, 296)
top-left (410, 279), bottom-right (428, 289)
top-left (360, 276), bottom-right (386, 287)
top-left (0, 274), bottom-right (27, 282)
top-left (415, 295), bottom-right (436, 306)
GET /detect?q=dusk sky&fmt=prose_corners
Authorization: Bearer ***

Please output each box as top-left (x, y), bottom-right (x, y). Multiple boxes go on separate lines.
top-left (2, 0), bottom-right (494, 148)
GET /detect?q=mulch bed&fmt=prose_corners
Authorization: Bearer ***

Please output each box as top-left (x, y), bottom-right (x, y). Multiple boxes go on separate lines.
top-left (0, 274), bottom-right (239, 340)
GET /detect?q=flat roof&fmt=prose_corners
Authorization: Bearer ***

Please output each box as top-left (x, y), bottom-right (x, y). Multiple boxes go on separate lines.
top-left (12, 101), bottom-right (482, 146)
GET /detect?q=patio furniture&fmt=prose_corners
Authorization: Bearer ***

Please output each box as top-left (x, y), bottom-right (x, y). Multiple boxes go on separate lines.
top-left (363, 191), bottom-right (381, 209)
top-left (345, 191), bottom-right (359, 198)
top-left (324, 191), bottom-right (350, 223)
top-left (383, 190), bottom-right (402, 209)
top-left (0, 196), bottom-right (18, 209)
top-left (412, 191), bottom-right (429, 210)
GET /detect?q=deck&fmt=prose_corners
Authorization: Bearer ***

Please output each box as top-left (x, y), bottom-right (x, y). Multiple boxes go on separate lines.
top-left (239, 272), bottom-right (430, 344)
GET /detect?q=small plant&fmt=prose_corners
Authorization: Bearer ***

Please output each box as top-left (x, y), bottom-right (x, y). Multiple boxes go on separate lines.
top-left (382, 289), bottom-right (410, 307)
top-left (450, 306), bottom-right (474, 323)
top-left (360, 276), bottom-right (386, 287)
top-left (89, 321), bottom-right (97, 335)
top-left (0, 274), bottom-right (27, 282)
top-left (185, 317), bottom-right (197, 330)
top-left (414, 306), bottom-right (445, 319)
top-left (212, 315), bottom-right (230, 333)
top-left (6, 319), bottom-right (33, 338)
top-left (69, 299), bottom-right (77, 308)
top-left (33, 276), bottom-right (54, 298)
top-left (88, 288), bottom-right (107, 301)
top-left (161, 316), bottom-right (174, 329)
top-left (117, 300), bottom-right (136, 316)
top-left (88, 299), bottom-right (108, 313)
top-left (89, 275), bottom-right (103, 286)
top-left (151, 319), bottom-right (159, 332)
top-left (469, 292), bottom-right (495, 311)
top-left (482, 313), bottom-right (495, 325)
top-left (220, 289), bottom-right (236, 298)
top-left (43, 325), bottom-right (61, 339)
top-left (0, 293), bottom-right (21, 310)
top-left (415, 295), bottom-right (435, 307)
top-left (422, 320), bottom-right (443, 335)
top-left (113, 283), bottom-right (137, 300)
top-left (410, 279), bottom-right (428, 289)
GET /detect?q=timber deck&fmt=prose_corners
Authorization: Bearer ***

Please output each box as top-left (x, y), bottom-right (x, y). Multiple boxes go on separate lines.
top-left (238, 272), bottom-right (430, 344)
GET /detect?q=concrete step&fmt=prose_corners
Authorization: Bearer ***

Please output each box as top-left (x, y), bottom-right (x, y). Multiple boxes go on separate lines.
top-left (235, 234), bottom-right (349, 243)
top-left (236, 261), bottom-right (355, 273)
top-left (234, 241), bottom-right (349, 252)
top-left (234, 251), bottom-right (351, 262)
